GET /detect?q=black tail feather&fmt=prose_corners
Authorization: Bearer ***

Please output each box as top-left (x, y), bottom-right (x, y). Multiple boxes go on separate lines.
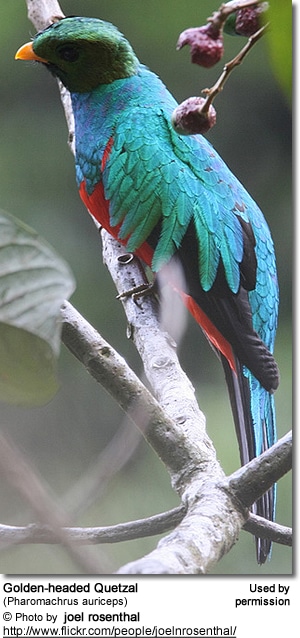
top-left (221, 355), bottom-right (274, 564)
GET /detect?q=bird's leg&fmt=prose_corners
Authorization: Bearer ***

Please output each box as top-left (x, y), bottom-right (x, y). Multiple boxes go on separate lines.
top-left (116, 253), bottom-right (159, 303)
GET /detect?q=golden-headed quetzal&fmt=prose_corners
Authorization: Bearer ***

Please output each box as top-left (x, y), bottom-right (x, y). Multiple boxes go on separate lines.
top-left (16, 16), bottom-right (279, 563)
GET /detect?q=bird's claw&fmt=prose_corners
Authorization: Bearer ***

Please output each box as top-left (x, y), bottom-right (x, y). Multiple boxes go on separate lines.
top-left (116, 282), bottom-right (156, 302)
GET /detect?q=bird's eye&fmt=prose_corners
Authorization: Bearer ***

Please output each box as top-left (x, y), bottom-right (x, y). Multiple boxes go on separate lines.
top-left (58, 45), bottom-right (79, 62)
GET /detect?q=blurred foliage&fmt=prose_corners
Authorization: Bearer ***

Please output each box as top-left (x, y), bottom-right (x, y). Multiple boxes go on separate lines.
top-left (0, 0), bottom-right (292, 574)
top-left (266, 0), bottom-right (292, 101)
top-left (0, 210), bottom-right (75, 405)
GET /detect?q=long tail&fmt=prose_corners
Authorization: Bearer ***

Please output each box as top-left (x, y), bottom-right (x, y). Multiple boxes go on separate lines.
top-left (222, 356), bottom-right (276, 563)
top-left (165, 251), bottom-right (278, 563)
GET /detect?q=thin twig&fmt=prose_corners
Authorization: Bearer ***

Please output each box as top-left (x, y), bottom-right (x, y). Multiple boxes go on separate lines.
top-left (0, 431), bottom-right (112, 573)
top-left (61, 418), bottom-right (143, 519)
top-left (202, 23), bottom-right (268, 109)
top-left (208, 0), bottom-right (263, 30)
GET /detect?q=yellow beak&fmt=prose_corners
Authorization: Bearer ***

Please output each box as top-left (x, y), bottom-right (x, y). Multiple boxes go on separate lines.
top-left (15, 42), bottom-right (48, 64)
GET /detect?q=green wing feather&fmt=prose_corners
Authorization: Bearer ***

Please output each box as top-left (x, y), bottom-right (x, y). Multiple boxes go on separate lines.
top-left (103, 106), bottom-right (249, 292)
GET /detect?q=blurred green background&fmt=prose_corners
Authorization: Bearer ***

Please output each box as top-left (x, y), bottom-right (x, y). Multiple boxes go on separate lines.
top-left (0, 0), bottom-right (292, 574)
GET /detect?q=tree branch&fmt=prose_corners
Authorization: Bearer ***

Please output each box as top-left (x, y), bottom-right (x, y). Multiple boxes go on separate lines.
top-left (2, 290), bottom-right (291, 565)
top-left (26, 0), bottom-right (64, 30)
top-left (0, 511), bottom-right (291, 548)
top-left (229, 430), bottom-right (292, 508)
top-left (60, 303), bottom-right (292, 573)
top-left (0, 506), bottom-right (186, 546)
top-left (244, 515), bottom-right (292, 546)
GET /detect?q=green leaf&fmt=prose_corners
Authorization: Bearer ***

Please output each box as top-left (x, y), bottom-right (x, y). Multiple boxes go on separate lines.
top-left (0, 210), bottom-right (76, 405)
top-left (0, 324), bottom-right (59, 406)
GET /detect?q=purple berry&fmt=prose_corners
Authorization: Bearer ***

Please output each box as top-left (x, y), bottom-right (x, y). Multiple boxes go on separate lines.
top-left (235, 6), bottom-right (266, 37)
top-left (177, 24), bottom-right (224, 68)
top-left (171, 97), bottom-right (217, 135)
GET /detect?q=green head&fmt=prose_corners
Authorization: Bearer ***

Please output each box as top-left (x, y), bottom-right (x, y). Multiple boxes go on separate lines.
top-left (16, 17), bottom-right (139, 92)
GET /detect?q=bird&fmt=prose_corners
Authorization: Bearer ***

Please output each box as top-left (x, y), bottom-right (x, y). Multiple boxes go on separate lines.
top-left (16, 16), bottom-right (279, 563)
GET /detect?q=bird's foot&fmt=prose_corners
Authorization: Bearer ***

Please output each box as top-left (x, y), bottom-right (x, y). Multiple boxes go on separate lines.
top-left (117, 281), bottom-right (157, 303)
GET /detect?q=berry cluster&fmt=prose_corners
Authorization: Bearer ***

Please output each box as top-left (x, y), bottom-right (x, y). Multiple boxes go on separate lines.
top-left (172, 1), bottom-right (268, 135)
